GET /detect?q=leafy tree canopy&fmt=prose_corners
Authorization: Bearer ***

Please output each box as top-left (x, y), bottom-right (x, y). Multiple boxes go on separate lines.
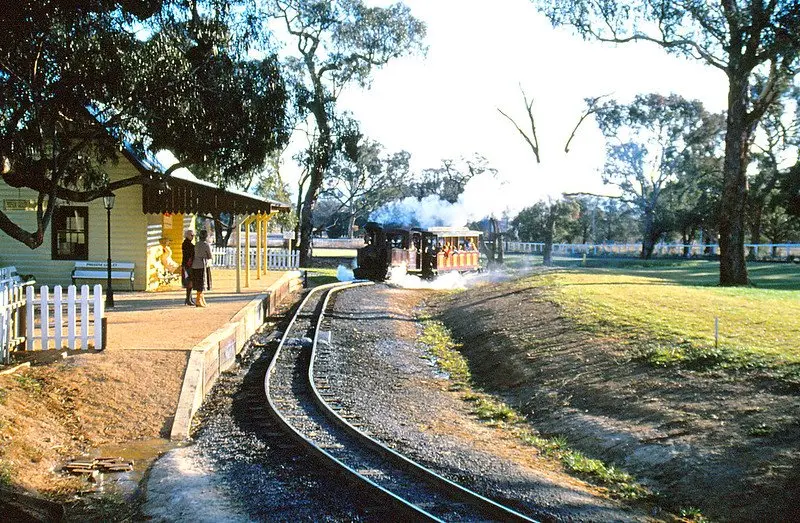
top-left (531, 0), bottom-right (800, 282)
top-left (0, 0), bottom-right (289, 248)
top-left (271, 0), bottom-right (426, 263)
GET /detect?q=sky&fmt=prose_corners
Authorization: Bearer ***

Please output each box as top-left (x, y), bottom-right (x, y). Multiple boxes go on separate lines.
top-left (301, 0), bottom-right (731, 225)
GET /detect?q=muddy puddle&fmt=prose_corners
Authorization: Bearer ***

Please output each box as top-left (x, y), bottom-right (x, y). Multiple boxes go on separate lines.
top-left (69, 438), bottom-right (178, 499)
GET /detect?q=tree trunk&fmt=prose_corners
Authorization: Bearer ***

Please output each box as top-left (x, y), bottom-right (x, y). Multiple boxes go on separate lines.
top-left (294, 178), bottom-right (305, 246)
top-left (298, 62), bottom-right (332, 267)
top-left (298, 167), bottom-right (322, 267)
top-left (543, 208), bottom-right (556, 266)
top-left (718, 75), bottom-right (751, 286)
top-left (747, 207), bottom-right (762, 260)
top-left (640, 208), bottom-right (656, 259)
top-left (496, 232), bottom-right (504, 264)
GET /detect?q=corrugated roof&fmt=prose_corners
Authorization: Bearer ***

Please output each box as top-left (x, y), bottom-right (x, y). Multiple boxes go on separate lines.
top-left (119, 143), bottom-right (291, 216)
top-left (90, 105), bottom-right (290, 216)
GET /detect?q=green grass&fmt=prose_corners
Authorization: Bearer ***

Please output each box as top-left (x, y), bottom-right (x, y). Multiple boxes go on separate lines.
top-left (516, 262), bottom-right (800, 376)
top-left (418, 320), bottom-right (471, 387)
top-left (302, 267), bottom-right (340, 287)
top-left (679, 506), bottom-right (710, 522)
top-left (417, 318), bottom-right (649, 499)
top-left (12, 373), bottom-right (45, 394)
top-left (0, 461), bottom-right (11, 487)
top-left (503, 255), bottom-right (800, 290)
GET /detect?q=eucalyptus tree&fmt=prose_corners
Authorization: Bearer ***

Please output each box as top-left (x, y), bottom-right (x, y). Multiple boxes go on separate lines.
top-left (747, 84), bottom-right (800, 251)
top-left (560, 196), bottom-right (603, 244)
top-left (404, 154), bottom-right (495, 203)
top-left (497, 87), bottom-right (599, 265)
top-left (0, 0), bottom-right (288, 249)
top-left (271, 0), bottom-right (426, 265)
top-left (321, 138), bottom-right (410, 238)
top-left (594, 94), bottom-right (723, 258)
top-left (512, 198), bottom-right (579, 256)
top-left (531, 0), bottom-right (800, 283)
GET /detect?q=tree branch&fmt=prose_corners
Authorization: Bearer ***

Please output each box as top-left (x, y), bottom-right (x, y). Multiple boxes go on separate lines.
top-left (497, 86), bottom-right (541, 164)
top-left (565, 93), bottom-right (611, 153)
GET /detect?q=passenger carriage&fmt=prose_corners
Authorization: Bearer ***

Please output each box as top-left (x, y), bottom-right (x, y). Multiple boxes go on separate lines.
top-left (353, 222), bottom-right (482, 281)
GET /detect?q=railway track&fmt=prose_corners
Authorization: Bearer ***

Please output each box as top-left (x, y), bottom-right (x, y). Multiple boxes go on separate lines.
top-left (265, 281), bottom-right (538, 522)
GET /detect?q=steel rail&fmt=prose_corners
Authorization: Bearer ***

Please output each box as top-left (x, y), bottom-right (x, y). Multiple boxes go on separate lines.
top-left (310, 285), bottom-right (537, 523)
top-left (264, 281), bottom-right (439, 521)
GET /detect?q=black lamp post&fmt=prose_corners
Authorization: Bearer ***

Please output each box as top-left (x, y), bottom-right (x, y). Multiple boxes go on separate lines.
top-left (103, 190), bottom-right (115, 308)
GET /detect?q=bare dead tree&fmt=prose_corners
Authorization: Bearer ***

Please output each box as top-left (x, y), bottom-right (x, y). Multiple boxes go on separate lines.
top-left (497, 85), bottom-right (541, 163)
top-left (564, 94), bottom-right (611, 153)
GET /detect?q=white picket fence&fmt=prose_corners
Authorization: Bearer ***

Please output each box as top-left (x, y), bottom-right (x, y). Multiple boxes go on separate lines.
top-left (0, 283), bottom-right (104, 363)
top-left (504, 241), bottom-right (800, 260)
top-left (211, 247), bottom-right (300, 269)
top-left (1, 284), bottom-right (27, 364)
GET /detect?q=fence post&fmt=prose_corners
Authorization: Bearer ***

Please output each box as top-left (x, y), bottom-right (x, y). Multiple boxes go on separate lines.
top-left (67, 285), bottom-right (76, 350)
top-left (93, 284), bottom-right (103, 351)
top-left (26, 285), bottom-right (34, 351)
top-left (1, 287), bottom-right (8, 365)
top-left (80, 285), bottom-right (89, 350)
top-left (54, 285), bottom-right (63, 351)
top-left (40, 285), bottom-right (49, 351)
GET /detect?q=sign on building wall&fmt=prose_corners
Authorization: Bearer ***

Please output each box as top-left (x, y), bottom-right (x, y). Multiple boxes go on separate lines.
top-left (3, 199), bottom-right (38, 211)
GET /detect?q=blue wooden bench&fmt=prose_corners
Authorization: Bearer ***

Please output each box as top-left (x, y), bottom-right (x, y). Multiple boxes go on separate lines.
top-left (72, 261), bottom-right (135, 291)
top-left (0, 266), bottom-right (35, 289)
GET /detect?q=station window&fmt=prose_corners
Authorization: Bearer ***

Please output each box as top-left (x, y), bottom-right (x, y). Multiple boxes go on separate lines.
top-left (52, 206), bottom-right (89, 260)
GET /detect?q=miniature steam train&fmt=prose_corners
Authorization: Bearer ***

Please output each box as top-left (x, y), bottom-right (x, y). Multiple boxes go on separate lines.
top-left (353, 222), bottom-right (482, 281)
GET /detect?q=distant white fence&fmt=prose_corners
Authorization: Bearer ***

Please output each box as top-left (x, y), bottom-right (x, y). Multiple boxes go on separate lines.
top-left (504, 241), bottom-right (800, 260)
top-left (312, 238), bottom-right (364, 249)
top-left (0, 283), bottom-right (104, 364)
top-left (211, 247), bottom-right (300, 269)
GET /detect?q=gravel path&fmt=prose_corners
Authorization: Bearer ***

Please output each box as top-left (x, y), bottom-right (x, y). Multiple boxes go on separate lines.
top-left (322, 284), bottom-right (654, 522)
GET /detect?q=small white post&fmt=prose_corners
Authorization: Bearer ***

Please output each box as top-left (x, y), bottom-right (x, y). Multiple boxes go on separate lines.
top-left (26, 285), bottom-right (34, 351)
top-left (714, 317), bottom-right (719, 348)
top-left (40, 285), bottom-right (49, 351)
top-left (235, 215), bottom-right (241, 293)
top-left (53, 285), bottom-right (63, 350)
top-left (80, 285), bottom-right (89, 349)
top-left (93, 284), bottom-right (103, 351)
top-left (1, 287), bottom-right (8, 363)
top-left (67, 285), bottom-right (76, 350)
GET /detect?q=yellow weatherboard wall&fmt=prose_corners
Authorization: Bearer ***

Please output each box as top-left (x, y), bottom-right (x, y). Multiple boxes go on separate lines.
top-left (0, 160), bottom-right (148, 290)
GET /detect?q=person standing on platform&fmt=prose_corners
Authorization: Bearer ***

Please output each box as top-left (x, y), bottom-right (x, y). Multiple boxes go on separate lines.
top-left (181, 229), bottom-right (195, 306)
top-left (191, 229), bottom-right (213, 307)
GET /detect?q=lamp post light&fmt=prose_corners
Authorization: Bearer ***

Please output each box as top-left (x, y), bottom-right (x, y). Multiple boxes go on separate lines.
top-left (103, 190), bottom-right (116, 308)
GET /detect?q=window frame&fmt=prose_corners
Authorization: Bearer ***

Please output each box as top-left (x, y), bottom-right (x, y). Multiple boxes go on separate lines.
top-left (51, 206), bottom-right (90, 261)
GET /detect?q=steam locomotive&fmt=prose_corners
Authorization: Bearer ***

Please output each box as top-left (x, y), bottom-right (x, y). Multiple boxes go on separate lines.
top-left (353, 222), bottom-right (482, 281)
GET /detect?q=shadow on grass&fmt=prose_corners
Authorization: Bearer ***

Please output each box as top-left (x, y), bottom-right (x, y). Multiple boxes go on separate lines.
top-left (504, 256), bottom-right (800, 291)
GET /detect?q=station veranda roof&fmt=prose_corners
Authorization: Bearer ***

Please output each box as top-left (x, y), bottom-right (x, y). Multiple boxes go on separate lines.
top-left (122, 146), bottom-right (291, 217)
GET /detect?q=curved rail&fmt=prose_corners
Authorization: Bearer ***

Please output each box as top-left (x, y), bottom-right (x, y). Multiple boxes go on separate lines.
top-left (265, 281), bottom-right (536, 521)
top-left (310, 285), bottom-right (536, 522)
top-left (265, 282), bottom-right (434, 520)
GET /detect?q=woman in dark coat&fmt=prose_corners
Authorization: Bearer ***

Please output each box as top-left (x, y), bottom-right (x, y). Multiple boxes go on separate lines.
top-left (191, 229), bottom-right (213, 307)
top-left (181, 229), bottom-right (195, 305)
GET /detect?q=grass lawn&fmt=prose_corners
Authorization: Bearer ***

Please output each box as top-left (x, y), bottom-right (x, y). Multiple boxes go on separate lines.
top-left (303, 267), bottom-right (340, 287)
top-left (510, 257), bottom-right (800, 370)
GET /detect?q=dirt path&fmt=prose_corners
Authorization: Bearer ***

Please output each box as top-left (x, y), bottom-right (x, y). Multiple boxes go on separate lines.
top-left (324, 284), bottom-right (657, 521)
top-left (428, 276), bottom-right (800, 521)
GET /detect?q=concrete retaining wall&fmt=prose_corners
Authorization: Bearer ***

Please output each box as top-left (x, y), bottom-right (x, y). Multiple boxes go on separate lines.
top-left (170, 271), bottom-right (303, 440)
